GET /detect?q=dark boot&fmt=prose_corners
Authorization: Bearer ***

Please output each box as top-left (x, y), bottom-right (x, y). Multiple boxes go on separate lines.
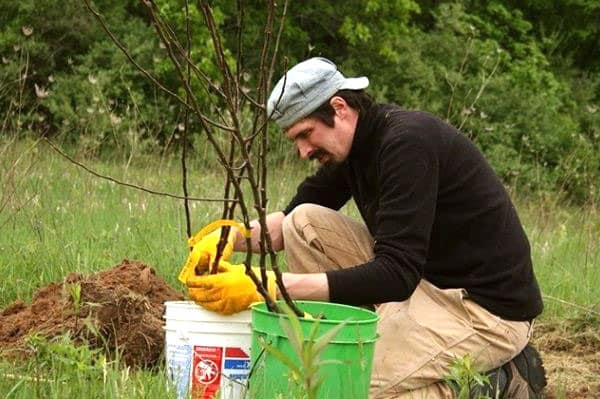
top-left (473, 344), bottom-right (547, 398)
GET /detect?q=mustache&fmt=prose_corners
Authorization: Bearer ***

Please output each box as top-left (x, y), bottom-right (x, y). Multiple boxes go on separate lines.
top-left (308, 149), bottom-right (326, 161)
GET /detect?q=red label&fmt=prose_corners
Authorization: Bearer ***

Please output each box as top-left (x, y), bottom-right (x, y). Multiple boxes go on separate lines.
top-left (224, 347), bottom-right (248, 358)
top-left (191, 346), bottom-right (223, 398)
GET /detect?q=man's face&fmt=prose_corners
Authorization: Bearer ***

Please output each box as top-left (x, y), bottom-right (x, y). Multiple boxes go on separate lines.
top-left (285, 116), bottom-right (353, 166)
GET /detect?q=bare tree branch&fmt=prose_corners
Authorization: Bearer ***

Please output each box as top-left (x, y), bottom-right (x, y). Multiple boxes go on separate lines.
top-left (87, 0), bottom-right (301, 315)
top-left (83, 0), bottom-right (234, 133)
top-left (182, 0), bottom-right (193, 239)
top-left (44, 138), bottom-right (236, 204)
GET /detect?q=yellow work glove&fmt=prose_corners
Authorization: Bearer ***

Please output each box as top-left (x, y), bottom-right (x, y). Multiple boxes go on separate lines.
top-left (185, 227), bottom-right (236, 276)
top-left (186, 261), bottom-right (277, 315)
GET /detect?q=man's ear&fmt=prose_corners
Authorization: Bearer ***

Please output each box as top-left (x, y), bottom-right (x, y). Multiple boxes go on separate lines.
top-left (329, 96), bottom-right (348, 118)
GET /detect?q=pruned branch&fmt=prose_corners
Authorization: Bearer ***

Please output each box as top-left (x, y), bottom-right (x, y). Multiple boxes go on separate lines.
top-left (45, 138), bottom-right (236, 204)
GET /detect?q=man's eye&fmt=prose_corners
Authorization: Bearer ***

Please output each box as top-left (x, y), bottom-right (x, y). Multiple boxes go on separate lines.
top-left (298, 131), bottom-right (310, 140)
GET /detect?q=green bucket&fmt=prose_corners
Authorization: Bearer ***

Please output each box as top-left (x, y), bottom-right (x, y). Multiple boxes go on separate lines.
top-left (249, 301), bottom-right (379, 399)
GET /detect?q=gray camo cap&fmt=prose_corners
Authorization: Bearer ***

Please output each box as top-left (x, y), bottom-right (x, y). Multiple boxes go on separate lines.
top-left (267, 57), bottom-right (369, 130)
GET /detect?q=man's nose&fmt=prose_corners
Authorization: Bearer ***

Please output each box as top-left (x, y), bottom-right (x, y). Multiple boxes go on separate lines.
top-left (297, 141), bottom-right (312, 160)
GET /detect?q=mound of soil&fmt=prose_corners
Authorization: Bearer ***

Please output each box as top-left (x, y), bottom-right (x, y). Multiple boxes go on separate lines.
top-left (0, 259), bottom-right (184, 367)
top-left (533, 320), bottom-right (600, 399)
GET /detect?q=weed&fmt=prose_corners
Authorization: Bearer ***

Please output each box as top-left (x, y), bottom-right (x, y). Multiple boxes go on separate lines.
top-left (256, 305), bottom-right (345, 399)
top-left (443, 354), bottom-right (492, 399)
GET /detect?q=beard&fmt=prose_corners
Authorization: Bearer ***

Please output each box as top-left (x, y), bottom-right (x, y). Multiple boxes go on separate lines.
top-left (309, 148), bottom-right (337, 165)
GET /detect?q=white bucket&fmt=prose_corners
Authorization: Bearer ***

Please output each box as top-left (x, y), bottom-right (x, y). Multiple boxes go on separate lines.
top-left (164, 301), bottom-right (252, 399)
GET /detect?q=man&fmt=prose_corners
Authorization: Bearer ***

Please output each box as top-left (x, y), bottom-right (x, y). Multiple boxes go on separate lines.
top-left (187, 57), bottom-right (546, 398)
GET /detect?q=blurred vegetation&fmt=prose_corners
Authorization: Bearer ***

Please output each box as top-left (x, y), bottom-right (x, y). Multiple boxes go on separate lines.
top-left (1, 0), bottom-right (598, 201)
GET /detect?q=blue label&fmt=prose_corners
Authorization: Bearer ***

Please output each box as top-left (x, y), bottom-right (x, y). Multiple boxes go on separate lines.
top-left (224, 359), bottom-right (251, 370)
top-left (166, 344), bottom-right (192, 399)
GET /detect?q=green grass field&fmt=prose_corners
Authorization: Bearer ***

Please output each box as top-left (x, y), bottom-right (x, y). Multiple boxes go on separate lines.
top-left (1, 138), bottom-right (598, 398)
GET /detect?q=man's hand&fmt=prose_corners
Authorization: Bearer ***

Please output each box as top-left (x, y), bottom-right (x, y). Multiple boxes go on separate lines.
top-left (194, 227), bottom-right (236, 272)
top-left (187, 261), bottom-right (277, 315)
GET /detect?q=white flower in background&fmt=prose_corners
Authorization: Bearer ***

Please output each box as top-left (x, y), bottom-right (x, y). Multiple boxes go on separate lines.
top-left (21, 26), bottom-right (33, 36)
top-left (2, 57), bottom-right (8, 64)
top-left (88, 75), bottom-right (98, 85)
top-left (110, 113), bottom-right (122, 125)
top-left (177, 123), bottom-right (185, 131)
top-left (586, 104), bottom-right (598, 114)
top-left (34, 83), bottom-right (49, 99)
top-left (48, 75), bottom-right (55, 83)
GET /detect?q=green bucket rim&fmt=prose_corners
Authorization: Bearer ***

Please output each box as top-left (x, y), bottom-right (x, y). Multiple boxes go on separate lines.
top-left (251, 300), bottom-right (379, 343)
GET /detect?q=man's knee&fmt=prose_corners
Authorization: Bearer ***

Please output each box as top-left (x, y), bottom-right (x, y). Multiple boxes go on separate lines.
top-left (282, 203), bottom-right (329, 241)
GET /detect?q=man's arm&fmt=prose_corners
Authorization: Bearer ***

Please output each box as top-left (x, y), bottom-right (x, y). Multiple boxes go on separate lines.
top-left (231, 211), bottom-right (330, 301)
top-left (282, 272), bottom-right (330, 301)
top-left (233, 211), bottom-right (285, 253)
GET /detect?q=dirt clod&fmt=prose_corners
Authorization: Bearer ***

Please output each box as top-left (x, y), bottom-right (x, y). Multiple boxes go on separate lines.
top-left (0, 259), bottom-right (184, 368)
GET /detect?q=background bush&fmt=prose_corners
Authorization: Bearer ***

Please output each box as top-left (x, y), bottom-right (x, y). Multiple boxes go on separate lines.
top-left (1, 0), bottom-right (598, 201)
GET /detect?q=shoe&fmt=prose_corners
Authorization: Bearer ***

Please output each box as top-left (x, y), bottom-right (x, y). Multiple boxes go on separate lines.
top-left (502, 344), bottom-right (547, 398)
top-left (475, 344), bottom-right (547, 398)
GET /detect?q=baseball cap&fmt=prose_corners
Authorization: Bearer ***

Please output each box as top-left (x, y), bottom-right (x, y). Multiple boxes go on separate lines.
top-left (267, 57), bottom-right (369, 129)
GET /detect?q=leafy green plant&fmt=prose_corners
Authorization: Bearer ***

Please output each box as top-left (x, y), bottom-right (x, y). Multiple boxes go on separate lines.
top-left (257, 305), bottom-right (345, 399)
top-left (68, 283), bottom-right (82, 316)
top-left (25, 333), bottom-right (105, 382)
top-left (65, 282), bottom-right (83, 334)
top-left (443, 354), bottom-right (492, 399)
top-left (0, 333), bottom-right (177, 398)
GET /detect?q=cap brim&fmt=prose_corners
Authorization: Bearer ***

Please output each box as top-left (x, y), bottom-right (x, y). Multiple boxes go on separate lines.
top-left (340, 76), bottom-right (369, 90)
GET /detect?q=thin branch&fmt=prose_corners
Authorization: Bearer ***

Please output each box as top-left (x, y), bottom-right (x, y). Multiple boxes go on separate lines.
top-left (146, 1), bottom-right (229, 104)
top-left (158, 15), bottom-right (226, 99)
top-left (182, 0), bottom-right (193, 238)
top-left (198, 1), bottom-right (243, 135)
top-left (543, 294), bottom-right (600, 317)
top-left (198, 1), bottom-right (237, 105)
top-left (45, 139), bottom-right (236, 204)
top-left (84, 0), bottom-right (233, 133)
top-left (255, 0), bottom-right (277, 302)
top-left (458, 54), bottom-right (501, 131)
top-left (267, 0), bottom-right (289, 91)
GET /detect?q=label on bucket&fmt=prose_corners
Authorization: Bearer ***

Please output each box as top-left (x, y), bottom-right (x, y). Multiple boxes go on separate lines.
top-left (222, 347), bottom-right (251, 393)
top-left (192, 346), bottom-right (223, 398)
top-left (191, 345), bottom-right (250, 398)
top-left (166, 344), bottom-right (193, 399)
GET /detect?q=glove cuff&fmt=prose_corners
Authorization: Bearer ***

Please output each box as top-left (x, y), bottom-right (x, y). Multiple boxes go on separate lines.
top-left (266, 273), bottom-right (277, 300)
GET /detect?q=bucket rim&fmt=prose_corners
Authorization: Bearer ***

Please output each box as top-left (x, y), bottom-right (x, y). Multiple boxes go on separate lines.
top-left (251, 300), bottom-right (379, 325)
top-left (163, 300), bottom-right (252, 323)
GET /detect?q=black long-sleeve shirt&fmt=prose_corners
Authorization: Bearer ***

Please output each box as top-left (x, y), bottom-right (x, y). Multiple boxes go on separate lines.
top-left (283, 104), bottom-right (543, 321)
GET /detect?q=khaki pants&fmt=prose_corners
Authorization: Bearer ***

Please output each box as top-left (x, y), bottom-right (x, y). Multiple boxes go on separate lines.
top-left (282, 204), bottom-right (532, 399)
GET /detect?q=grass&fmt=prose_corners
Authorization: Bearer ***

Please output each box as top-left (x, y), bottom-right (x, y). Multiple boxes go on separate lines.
top-left (516, 195), bottom-right (600, 319)
top-left (1, 137), bottom-right (599, 397)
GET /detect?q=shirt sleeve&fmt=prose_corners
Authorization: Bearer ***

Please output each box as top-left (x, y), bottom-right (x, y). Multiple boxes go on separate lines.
top-left (327, 118), bottom-right (440, 305)
top-left (283, 163), bottom-right (352, 215)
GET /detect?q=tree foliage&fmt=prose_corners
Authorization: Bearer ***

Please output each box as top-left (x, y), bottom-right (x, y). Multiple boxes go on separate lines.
top-left (1, 0), bottom-right (598, 201)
